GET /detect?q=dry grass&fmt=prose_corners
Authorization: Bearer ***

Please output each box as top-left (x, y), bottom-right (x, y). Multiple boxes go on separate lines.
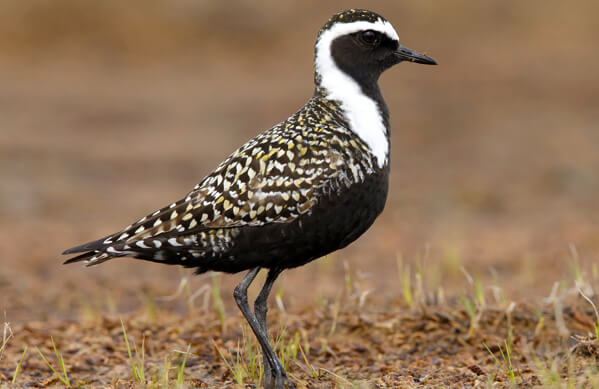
top-left (3, 263), bottom-right (599, 387)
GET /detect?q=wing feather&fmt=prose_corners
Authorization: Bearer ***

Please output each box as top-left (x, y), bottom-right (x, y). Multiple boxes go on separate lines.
top-left (63, 112), bottom-right (372, 266)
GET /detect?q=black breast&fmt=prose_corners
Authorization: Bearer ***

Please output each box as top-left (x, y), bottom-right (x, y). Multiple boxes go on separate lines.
top-left (201, 163), bottom-right (389, 273)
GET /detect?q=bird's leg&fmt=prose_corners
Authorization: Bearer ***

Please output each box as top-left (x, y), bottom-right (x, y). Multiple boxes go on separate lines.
top-left (233, 267), bottom-right (289, 389)
top-left (254, 268), bottom-right (282, 388)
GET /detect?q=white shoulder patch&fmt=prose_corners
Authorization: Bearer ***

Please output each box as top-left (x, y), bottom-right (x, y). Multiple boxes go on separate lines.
top-left (315, 19), bottom-right (398, 168)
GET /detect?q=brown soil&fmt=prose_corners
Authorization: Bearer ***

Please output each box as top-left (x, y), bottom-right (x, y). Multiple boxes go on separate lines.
top-left (1, 1), bottom-right (599, 387)
top-left (3, 290), bottom-right (599, 388)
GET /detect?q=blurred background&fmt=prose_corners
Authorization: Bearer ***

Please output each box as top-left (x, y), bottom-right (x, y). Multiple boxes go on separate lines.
top-left (1, 0), bottom-right (598, 322)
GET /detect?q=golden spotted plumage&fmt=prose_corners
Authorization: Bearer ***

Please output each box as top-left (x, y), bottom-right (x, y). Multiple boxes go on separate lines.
top-left (75, 96), bottom-right (379, 265)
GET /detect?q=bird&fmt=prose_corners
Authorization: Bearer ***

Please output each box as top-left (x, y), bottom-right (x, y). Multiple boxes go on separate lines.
top-left (63, 9), bottom-right (436, 389)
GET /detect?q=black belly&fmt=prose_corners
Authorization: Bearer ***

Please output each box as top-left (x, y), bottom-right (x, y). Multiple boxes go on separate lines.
top-left (198, 167), bottom-right (389, 274)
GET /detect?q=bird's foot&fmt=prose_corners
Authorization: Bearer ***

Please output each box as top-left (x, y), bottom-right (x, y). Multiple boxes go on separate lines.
top-left (263, 368), bottom-right (272, 388)
top-left (265, 373), bottom-right (295, 389)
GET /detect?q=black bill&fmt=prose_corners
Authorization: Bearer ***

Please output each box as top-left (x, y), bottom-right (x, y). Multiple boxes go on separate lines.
top-left (395, 45), bottom-right (437, 65)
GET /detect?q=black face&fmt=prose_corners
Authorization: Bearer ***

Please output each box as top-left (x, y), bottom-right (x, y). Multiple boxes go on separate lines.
top-left (330, 29), bottom-right (400, 88)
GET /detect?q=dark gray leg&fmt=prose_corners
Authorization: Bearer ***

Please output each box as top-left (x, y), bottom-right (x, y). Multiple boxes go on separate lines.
top-left (233, 267), bottom-right (289, 389)
top-left (254, 268), bottom-right (283, 388)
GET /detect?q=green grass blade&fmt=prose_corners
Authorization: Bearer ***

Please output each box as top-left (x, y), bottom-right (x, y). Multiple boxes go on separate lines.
top-left (12, 346), bottom-right (28, 384)
top-left (120, 318), bottom-right (140, 382)
top-left (36, 346), bottom-right (71, 387)
top-left (139, 335), bottom-right (146, 382)
top-left (212, 338), bottom-right (244, 385)
top-left (483, 342), bottom-right (508, 380)
top-left (177, 344), bottom-right (191, 386)
top-left (163, 355), bottom-right (170, 387)
top-left (504, 340), bottom-right (516, 383)
top-left (51, 336), bottom-right (71, 387)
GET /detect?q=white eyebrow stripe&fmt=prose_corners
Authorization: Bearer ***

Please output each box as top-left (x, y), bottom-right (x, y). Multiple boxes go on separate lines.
top-left (318, 19), bottom-right (399, 44)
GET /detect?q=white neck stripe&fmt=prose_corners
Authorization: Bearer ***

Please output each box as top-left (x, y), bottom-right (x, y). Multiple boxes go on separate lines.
top-left (315, 20), bottom-right (398, 168)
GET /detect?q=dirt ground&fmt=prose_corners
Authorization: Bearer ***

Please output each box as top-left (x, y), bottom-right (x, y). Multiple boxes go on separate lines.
top-left (1, 1), bottom-right (599, 387)
top-left (4, 287), bottom-right (599, 388)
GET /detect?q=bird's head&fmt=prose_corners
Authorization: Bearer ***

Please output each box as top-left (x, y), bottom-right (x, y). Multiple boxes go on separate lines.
top-left (314, 9), bottom-right (436, 90)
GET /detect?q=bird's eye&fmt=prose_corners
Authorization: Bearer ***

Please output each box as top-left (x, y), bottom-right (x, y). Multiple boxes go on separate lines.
top-left (360, 30), bottom-right (378, 45)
